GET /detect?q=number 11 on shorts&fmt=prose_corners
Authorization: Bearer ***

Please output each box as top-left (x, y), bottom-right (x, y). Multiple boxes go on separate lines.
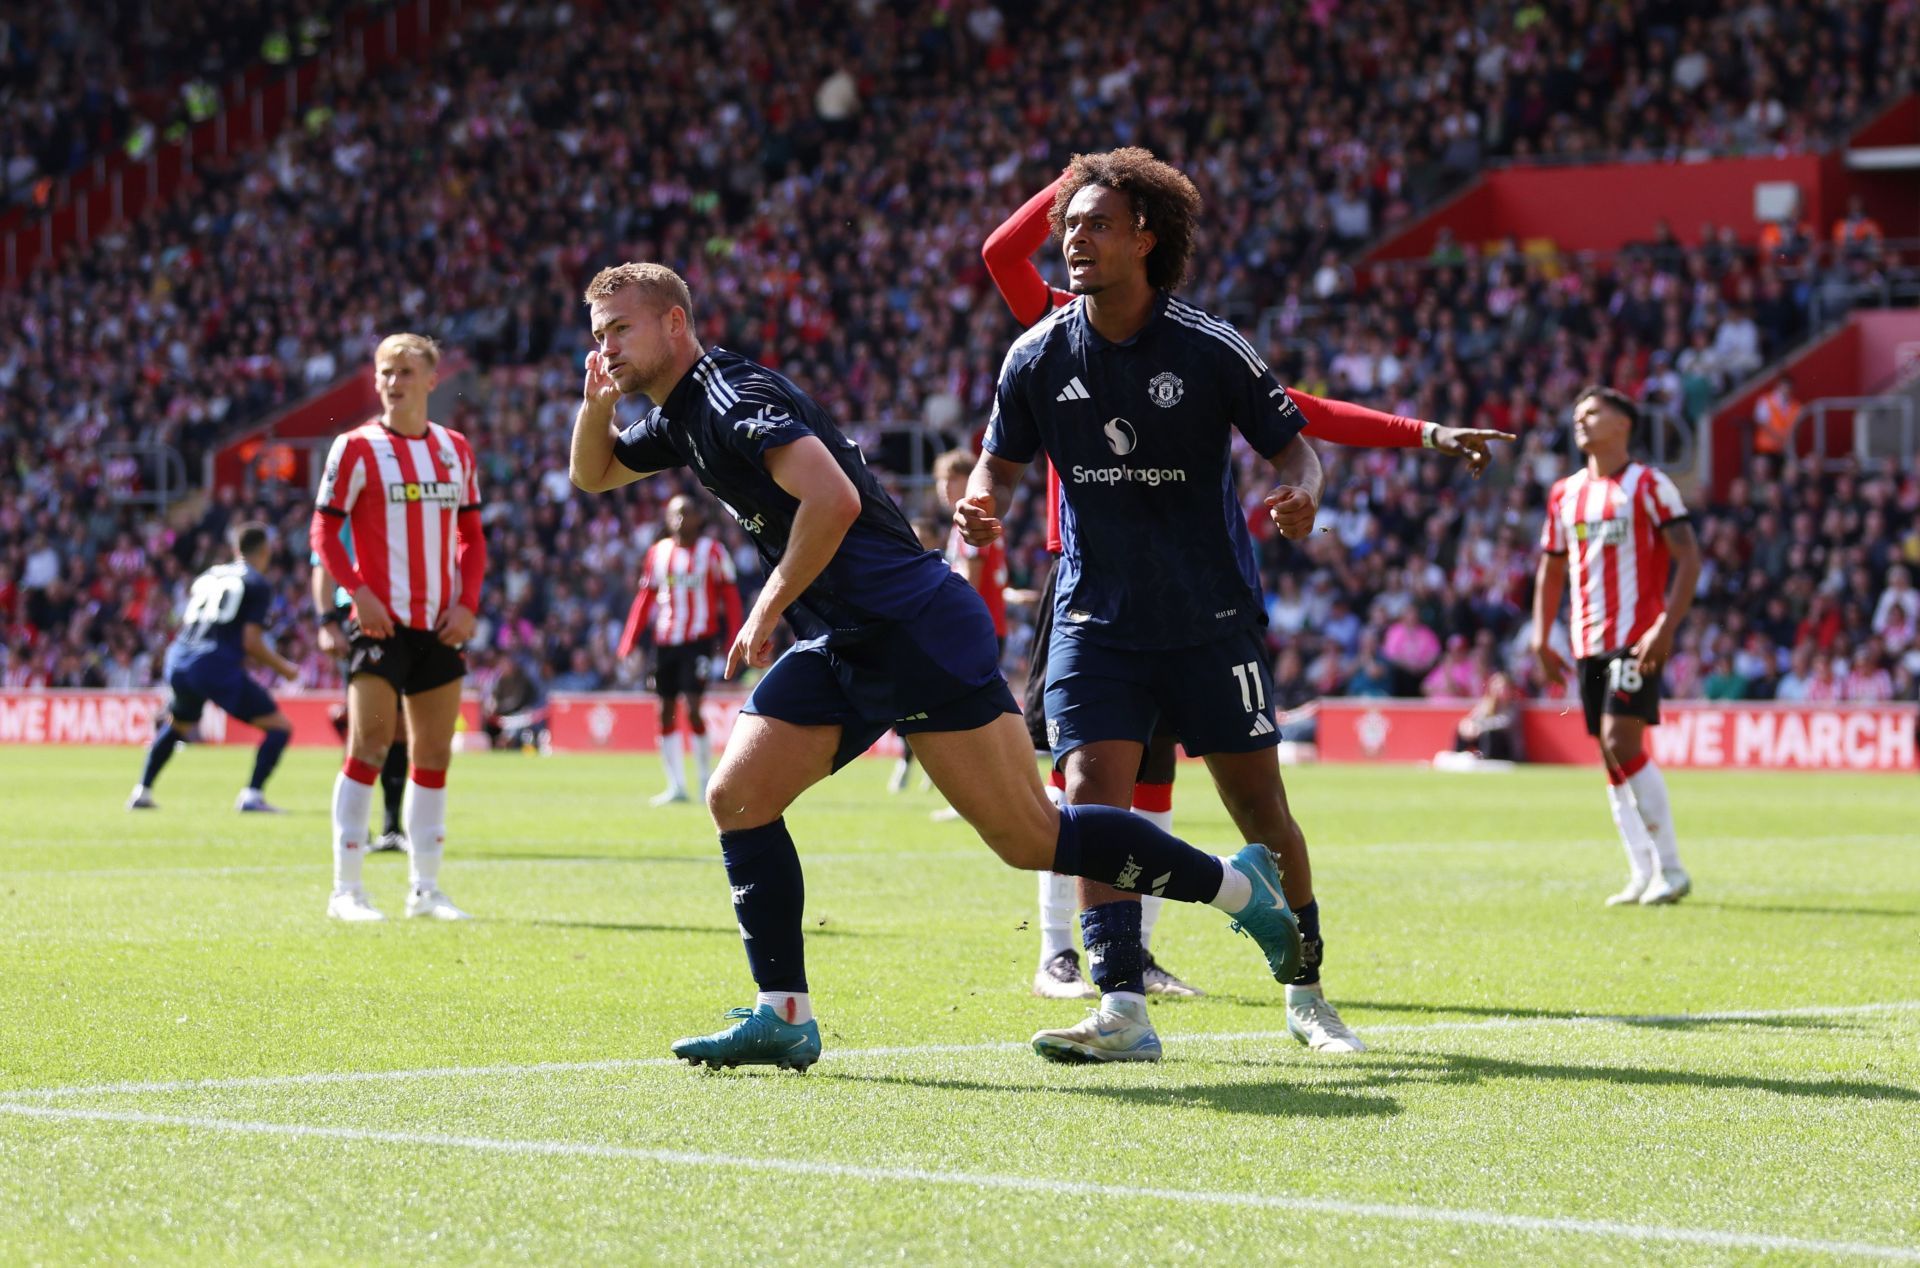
top-left (1231, 661), bottom-right (1267, 713)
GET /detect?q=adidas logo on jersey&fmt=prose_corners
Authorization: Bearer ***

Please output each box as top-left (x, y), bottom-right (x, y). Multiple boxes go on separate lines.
top-left (1248, 713), bottom-right (1276, 738)
top-left (1055, 377), bottom-right (1091, 402)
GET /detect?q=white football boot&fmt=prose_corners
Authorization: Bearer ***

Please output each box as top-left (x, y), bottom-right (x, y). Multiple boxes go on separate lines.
top-left (1031, 949), bottom-right (1099, 1000)
top-left (405, 887), bottom-right (470, 920)
top-left (1032, 995), bottom-right (1162, 1063)
top-left (1640, 867), bottom-right (1692, 905)
top-left (127, 786), bottom-right (158, 810)
top-left (327, 888), bottom-right (386, 922)
top-left (1605, 874), bottom-right (1651, 906)
top-left (234, 789), bottom-right (283, 813)
top-left (1286, 985), bottom-right (1366, 1052)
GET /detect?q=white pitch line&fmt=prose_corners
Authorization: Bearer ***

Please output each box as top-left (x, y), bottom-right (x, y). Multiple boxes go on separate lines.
top-left (4, 1001), bottom-right (1916, 1102)
top-left (6, 831), bottom-right (1913, 875)
top-left (0, 1102), bottom-right (1913, 1262)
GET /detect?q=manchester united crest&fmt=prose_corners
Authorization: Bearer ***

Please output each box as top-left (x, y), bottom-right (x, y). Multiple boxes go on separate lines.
top-left (1148, 371), bottom-right (1184, 408)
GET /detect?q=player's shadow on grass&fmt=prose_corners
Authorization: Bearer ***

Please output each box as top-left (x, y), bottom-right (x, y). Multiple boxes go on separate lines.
top-left (1692, 900), bottom-right (1920, 920)
top-left (1330, 1051), bottom-right (1920, 1104)
top-left (474, 852), bottom-right (716, 866)
top-left (815, 1069), bottom-right (1400, 1119)
top-left (517, 918), bottom-right (871, 938)
top-left (1328, 1000), bottom-right (1882, 1033)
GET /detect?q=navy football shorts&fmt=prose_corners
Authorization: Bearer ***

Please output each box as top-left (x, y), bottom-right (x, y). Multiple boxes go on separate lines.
top-left (1043, 625), bottom-right (1278, 763)
top-left (166, 653), bottom-right (277, 726)
top-left (743, 572), bottom-right (1019, 771)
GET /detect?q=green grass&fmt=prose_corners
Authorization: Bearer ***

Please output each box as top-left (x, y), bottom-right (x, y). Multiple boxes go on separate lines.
top-left (1, 746), bottom-right (1916, 1265)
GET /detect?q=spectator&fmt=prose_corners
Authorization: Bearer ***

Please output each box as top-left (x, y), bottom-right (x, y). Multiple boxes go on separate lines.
top-left (1703, 654), bottom-right (1749, 701)
top-left (1752, 375), bottom-right (1801, 464)
top-left (1422, 633), bottom-right (1485, 699)
top-left (1452, 672), bottom-right (1523, 762)
top-left (1383, 607), bottom-right (1442, 697)
top-left (482, 655), bottom-right (549, 751)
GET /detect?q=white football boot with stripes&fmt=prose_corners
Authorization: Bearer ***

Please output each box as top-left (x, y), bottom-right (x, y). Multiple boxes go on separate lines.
top-left (1285, 985), bottom-right (1366, 1053)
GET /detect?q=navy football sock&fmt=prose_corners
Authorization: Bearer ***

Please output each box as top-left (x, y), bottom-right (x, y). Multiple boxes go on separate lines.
top-left (139, 726), bottom-right (185, 788)
top-left (1080, 901), bottom-right (1145, 997)
top-left (1051, 803), bottom-right (1226, 903)
top-left (1290, 899), bottom-right (1324, 987)
top-left (250, 728), bottom-right (290, 791)
top-left (719, 819), bottom-right (808, 993)
top-left (380, 740), bottom-right (409, 833)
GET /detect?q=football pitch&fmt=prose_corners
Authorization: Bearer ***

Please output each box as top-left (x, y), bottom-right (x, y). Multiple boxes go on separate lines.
top-left (1, 747), bottom-right (1915, 1265)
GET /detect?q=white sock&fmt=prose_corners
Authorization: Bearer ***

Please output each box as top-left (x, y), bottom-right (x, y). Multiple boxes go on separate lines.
top-left (1139, 895), bottom-right (1165, 951)
top-left (1038, 871), bottom-right (1078, 964)
top-left (1208, 859), bottom-right (1253, 912)
top-left (691, 731), bottom-right (713, 793)
top-left (1131, 806), bottom-right (1173, 834)
top-left (1606, 783), bottom-right (1657, 881)
top-left (1130, 805), bottom-right (1171, 951)
top-left (756, 991), bottom-right (812, 1024)
top-left (331, 770), bottom-right (374, 893)
top-left (660, 732), bottom-right (686, 795)
top-left (406, 777), bottom-right (447, 891)
top-left (1626, 761), bottom-right (1681, 869)
top-left (1102, 990), bottom-right (1147, 1016)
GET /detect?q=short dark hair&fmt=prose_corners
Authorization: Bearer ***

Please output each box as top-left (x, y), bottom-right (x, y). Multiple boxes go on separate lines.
top-left (232, 521), bottom-right (271, 557)
top-left (1576, 384), bottom-right (1639, 429)
top-left (1050, 147), bottom-right (1202, 293)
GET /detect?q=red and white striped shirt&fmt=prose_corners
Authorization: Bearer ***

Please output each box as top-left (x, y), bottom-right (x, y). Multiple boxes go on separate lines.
top-left (1540, 462), bottom-right (1690, 659)
top-left (627, 536), bottom-right (741, 648)
top-left (315, 419), bottom-right (482, 630)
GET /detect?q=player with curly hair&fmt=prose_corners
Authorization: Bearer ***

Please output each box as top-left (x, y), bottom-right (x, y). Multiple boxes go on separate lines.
top-left (963, 147), bottom-right (1498, 1059)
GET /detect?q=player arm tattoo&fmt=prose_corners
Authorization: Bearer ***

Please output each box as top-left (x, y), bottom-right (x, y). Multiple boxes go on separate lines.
top-left (1658, 520), bottom-right (1701, 629)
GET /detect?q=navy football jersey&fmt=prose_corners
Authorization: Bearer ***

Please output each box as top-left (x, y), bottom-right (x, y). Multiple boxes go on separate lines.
top-left (986, 293), bottom-right (1307, 650)
top-left (613, 348), bottom-right (950, 638)
top-left (172, 561), bottom-right (273, 665)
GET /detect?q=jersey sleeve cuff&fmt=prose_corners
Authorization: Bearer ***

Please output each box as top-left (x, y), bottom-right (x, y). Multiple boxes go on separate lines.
top-left (982, 436), bottom-right (1037, 464)
top-left (317, 505), bottom-right (346, 518)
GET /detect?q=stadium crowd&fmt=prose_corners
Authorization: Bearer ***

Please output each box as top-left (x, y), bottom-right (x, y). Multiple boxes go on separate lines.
top-left (3, 0), bottom-right (1919, 715)
top-left (2, 0), bottom-right (354, 204)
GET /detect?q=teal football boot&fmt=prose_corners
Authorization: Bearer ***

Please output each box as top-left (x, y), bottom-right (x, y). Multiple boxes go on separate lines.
top-left (671, 1005), bottom-right (821, 1072)
top-left (1224, 844), bottom-right (1304, 983)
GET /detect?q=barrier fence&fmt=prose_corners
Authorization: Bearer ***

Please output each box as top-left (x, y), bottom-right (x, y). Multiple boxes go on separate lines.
top-left (1, 691), bottom-right (1911, 773)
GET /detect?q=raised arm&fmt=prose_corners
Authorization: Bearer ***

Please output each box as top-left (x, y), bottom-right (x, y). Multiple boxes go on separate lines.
top-left (983, 173), bottom-right (1068, 325)
top-left (570, 352), bottom-right (653, 493)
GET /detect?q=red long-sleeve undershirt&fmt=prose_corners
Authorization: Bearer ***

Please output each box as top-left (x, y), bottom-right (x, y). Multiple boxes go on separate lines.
top-left (981, 175), bottom-right (1430, 553)
top-left (454, 508), bottom-right (486, 612)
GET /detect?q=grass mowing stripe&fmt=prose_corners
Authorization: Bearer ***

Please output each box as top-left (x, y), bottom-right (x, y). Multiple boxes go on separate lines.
top-left (1, 1101), bottom-right (1913, 1262)
top-left (7, 1000), bottom-right (1915, 1101)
